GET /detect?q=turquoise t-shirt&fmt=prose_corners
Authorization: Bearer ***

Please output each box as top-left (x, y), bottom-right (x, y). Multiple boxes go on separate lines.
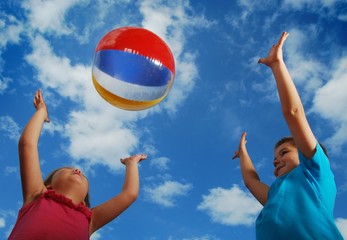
top-left (256, 143), bottom-right (343, 240)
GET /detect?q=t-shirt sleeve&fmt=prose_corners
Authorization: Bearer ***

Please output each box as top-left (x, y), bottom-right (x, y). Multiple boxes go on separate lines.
top-left (298, 142), bottom-right (331, 178)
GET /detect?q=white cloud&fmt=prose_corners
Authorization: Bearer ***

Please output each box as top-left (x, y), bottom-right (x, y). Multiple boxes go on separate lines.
top-left (0, 209), bottom-right (16, 236)
top-left (150, 156), bottom-right (170, 171)
top-left (21, 0), bottom-right (211, 172)
top-left (335, 218), bottom-right (347, 239)
top-left (65, 109), bottom-right (139, 171)
top-left (144, 180), bottom-right (192, 207)
top-left (0, 116), bottom-right (21, 141)
top-left (283, 0), bottom-right (336, 9)
top-left (21, 0), bottom-right (82, 35)
top-left (24, 35), bottom-right (144, 172)
top-left (0, 76), bottom-right (11, 94)
top-left (311, 56), bottom-right (347, 153)
top-left (25, 35), bottom-right (89, 101)
top-left (198, 185), bottom-right (262, 226)
top-left (0, 217), bottom-right (5, 228)
top-left (285, 29), bottom-right (327, 95)
top-left (90, 230), bottom-right (102, 240)
top-left (265, 28), bottom-right (347, 154)
top-left (180, 235), bottom-right (220, 240)
top-left (139, 0), bottom-right (215, 113)
top-left (4, 166), bottom-right (18, 176)
top-left (0, 13), bottom-right (24, 48)
top-left (0, 13), bottom-right (22, 92)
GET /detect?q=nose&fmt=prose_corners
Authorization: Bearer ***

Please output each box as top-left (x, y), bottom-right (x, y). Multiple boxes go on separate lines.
top-left (273, 158), bottom-right (280, 167)
top-left (73, 169), bottom-right (81, 174)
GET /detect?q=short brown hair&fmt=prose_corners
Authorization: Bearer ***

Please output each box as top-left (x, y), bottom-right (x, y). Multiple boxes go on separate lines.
top-left (274, 136), bottom-right (329, 158)
top-left (274, 136), bottom-right (296, 150)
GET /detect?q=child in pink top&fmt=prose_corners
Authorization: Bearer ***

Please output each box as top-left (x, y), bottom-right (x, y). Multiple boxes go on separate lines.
top-left (9, 90), bottom-right (147, 239)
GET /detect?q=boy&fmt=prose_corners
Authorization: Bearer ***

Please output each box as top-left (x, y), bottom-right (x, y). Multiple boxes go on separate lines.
top-left (233, 32), bottom-right (343, 239)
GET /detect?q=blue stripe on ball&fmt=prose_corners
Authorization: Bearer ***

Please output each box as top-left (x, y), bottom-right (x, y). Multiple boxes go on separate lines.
top-left (93, 50), bottom-right (172, 87)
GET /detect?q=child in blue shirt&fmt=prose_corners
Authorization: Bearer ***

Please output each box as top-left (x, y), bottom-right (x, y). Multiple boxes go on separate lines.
top-left (233, 32), bottom-right (343, 239)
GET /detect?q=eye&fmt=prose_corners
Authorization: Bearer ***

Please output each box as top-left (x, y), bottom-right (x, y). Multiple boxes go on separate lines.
top-left (281, 150), bottom-right (288, 156)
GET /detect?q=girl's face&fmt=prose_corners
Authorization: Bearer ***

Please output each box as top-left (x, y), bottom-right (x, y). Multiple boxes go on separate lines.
top-left (273, 142), bottom-right (299, 177)
top-left (50, 167), bottom-right (89, 198)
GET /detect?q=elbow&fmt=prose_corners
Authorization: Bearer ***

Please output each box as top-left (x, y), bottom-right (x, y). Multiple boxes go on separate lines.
top-left (282, 105), bottom-right (304, 121)
top-left (244, 181), bottom-right (253, 190)
top-left (124, 190), bottom-right (139, 203)
top-left (243, 177), bottom-right (254, 190)
top-left (18, 138), bottom-right (35, 151)
top-left (127, 192), bottom-right (138, 203)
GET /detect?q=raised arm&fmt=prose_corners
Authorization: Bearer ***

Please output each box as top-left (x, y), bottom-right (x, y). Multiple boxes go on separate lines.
top-left (19, 90), bottom-right (50, 206)
top-left (233, 132), bottom-right (269, 205)
top-left (89, 154), bottom-right (147, 235)
top-left (258, 32), bottom-right (316, 158)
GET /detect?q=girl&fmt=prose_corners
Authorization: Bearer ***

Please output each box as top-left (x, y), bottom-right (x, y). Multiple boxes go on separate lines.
top-left (9, 90), bottom-right (147, 239)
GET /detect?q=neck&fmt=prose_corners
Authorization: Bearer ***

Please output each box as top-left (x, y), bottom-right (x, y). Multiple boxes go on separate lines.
top-left (51, 185), bottom-right (85, 205)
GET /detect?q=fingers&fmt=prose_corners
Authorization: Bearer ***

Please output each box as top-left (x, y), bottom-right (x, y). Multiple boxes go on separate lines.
top-left (136, 153), bottom-right (147, 161)
top-left (277, 31), bottom-right (289, 47)
top-left (33, 90), bottom-right (43, 106)
top-left (241, 132), bottom-right (247, 140)
top-left (120, 153), bottom-right (147, 164)
top-left (232, 132), bottom-right (247, 160)
top-left (33, 90), bottom-right (50, 122)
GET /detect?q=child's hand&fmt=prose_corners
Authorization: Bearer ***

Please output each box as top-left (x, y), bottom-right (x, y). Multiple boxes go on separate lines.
top-left (258, 32), bottom-right (289, 68)
top-left (120, 154), bottom-right (147, 165)
top-left (33, 90), bottom-right (50, 122)
top-left (232, 132), bottom-right (247, 160)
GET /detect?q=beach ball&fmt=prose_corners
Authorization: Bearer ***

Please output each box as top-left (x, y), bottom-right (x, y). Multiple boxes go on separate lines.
top-left (92, 26), bottom-right (176, 110)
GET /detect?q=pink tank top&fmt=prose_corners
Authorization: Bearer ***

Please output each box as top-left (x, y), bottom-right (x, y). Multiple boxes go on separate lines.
top-left (8, 189), bottom-right (92, 240)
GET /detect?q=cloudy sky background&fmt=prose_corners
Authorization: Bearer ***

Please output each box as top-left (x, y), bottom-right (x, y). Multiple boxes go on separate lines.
top-left (1, 0), bottom-right (347, 239)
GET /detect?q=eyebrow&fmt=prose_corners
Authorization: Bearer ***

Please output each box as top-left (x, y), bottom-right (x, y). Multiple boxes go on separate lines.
top-left (274, 147), bottom-right (290, 161)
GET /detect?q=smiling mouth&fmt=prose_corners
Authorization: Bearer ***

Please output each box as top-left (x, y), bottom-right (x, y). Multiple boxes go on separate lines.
top-left (275, 165), bottom-right (285, 176)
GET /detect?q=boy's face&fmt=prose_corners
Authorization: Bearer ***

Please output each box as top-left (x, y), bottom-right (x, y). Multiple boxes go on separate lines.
top-left (273, 142), bottom-right (299, 177)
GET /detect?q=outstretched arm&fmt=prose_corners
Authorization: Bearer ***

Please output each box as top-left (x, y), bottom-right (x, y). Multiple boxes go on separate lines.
top-left (258, 32), bottom-right (316, 158)
top-left (90, 154), bottom-right (147, 235)
top-left (233, 132), bottom-right (269, 205)
top-left (19, 90), bottom-right (50, 206)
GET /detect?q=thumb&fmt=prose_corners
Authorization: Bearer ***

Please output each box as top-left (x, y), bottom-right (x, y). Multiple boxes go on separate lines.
top-left (258, 58), bottom-right (266, 64)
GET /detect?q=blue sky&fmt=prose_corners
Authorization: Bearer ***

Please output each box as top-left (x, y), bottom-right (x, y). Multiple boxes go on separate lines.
top-left (1, 0), bottom-right (347, 239)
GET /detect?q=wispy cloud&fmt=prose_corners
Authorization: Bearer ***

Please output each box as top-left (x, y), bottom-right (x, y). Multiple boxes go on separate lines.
top-left (0, 116), bottom-right (21, 141)
top-left (335, 218), bottom-right (347, 239)
top-left (18, 1), bottom-right (211, 172)
top-left (21, 0), bottom-right (81, 35)
top-left (140, 0), bottom-right (215, 113)
top-left (144, 180), bottom-right (193, 207)
top-left (283, 0), bottom-right (337, 9)
top-left (198, 184), bottom-right (262, 226)
top-left (0, 217), bottom-right (5, 228)
top-left (150, 156), bottom-right (170, 171)
top-left (180, 235), bottom-right (220, 240)
top-left (0, 13), bottom-right (24, 48)
top-left (311, 56), bottom-right (347, 154)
